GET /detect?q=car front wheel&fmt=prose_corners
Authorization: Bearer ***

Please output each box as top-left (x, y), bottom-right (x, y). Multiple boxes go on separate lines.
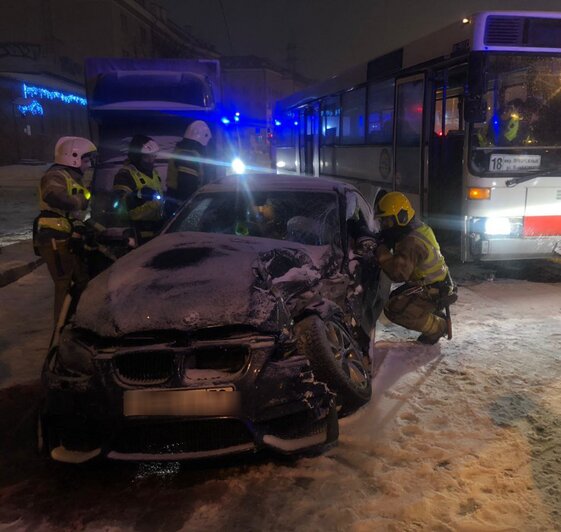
top-left (296, 315), bottom-right (372, 416)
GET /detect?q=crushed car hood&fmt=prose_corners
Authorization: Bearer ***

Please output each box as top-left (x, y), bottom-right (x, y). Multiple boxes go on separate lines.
top-left (74, 232), bottom-right (336, 337)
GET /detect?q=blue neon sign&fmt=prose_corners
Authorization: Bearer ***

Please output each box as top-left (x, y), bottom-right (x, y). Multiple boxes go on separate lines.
top-left (17, 100), bottom-right (44, 116)
top-left (22, 83), bottom-right (87, 106)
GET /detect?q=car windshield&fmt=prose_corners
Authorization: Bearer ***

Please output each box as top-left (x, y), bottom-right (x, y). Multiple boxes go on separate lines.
top-left (167, 190), bottom-right (341, 246)
top-left (469, 54), bottom-right (561, 176)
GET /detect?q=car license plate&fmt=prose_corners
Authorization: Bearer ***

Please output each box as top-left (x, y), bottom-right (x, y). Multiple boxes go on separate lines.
top-left (123, 387), bottom-right (241, 417)
top-left (489, 154), bottom-right (541, 172)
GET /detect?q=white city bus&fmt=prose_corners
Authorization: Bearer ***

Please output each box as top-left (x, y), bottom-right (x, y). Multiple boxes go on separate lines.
top-left (274, 11), bottom-right (561, 262)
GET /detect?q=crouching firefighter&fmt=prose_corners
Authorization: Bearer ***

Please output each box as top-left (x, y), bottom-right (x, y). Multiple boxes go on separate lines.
top-left (373, 192), bottom-right (457, 344)
top-left (34, 136), bottom-right (97, 323)
top-left (112, 135), bottom-right (164, 244)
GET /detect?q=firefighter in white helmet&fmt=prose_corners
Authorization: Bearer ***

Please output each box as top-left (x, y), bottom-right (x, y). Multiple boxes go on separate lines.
top-left (165, 120), bottom-right (212, 217)
top-left (34, 136), bottom-right (97, 322)
top-left (112, 134), bottom-right (164, 244)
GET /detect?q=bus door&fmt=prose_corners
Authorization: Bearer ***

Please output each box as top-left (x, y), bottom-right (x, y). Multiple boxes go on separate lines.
top-left (393, 75), bottom-right (426, 215)
top-left (428, 66), bottom-right (466, 242)
top-left (299, 104), bottom-right (319, 175)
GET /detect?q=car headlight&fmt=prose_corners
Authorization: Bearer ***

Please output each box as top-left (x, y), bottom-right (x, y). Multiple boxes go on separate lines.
top-left (231, 157), bottom-right (246, 175)
top-left (56, 329), bottom-right (94, 375)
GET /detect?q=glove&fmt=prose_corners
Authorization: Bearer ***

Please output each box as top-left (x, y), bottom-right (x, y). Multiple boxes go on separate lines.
top-left (355, 236), bottom-right (380, 259)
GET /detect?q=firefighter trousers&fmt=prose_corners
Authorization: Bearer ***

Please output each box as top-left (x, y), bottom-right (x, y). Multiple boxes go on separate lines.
top-left (384, 283), bottom-right (446, 337)
top-left (37, 238), bottom-right (89, 323)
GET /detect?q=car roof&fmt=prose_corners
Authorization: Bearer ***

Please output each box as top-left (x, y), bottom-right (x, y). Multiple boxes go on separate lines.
top-left (199, 173), bottom-right (360, 194)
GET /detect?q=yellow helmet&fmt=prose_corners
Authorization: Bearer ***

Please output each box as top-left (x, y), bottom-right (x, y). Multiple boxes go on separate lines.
top-left (375, 191), bottom-right (415, 227)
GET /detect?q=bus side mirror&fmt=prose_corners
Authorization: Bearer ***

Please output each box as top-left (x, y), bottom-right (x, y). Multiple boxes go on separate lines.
top-left (464, 96), bottom-right (487, 123)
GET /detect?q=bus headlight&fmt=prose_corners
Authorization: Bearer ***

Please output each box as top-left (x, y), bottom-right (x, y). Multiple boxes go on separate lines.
top-left (472, 217), bottom-right (523, 237)
top-left (231, 158), bottom-right (246, 175)
top-left (485, 217), bottom-right (511, 235)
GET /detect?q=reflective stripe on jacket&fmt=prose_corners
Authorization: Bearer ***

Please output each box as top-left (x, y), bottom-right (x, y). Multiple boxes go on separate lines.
top-left (37, 167), bottom-right (90, 235)
top-left (409, 223), bottom-right (448, 285)
top-left (166, 147), bottom-right (202, 197)
top-left (113, 164), bottom-right (164, 222)
top-left (113, 164), bottom-right (163, 195)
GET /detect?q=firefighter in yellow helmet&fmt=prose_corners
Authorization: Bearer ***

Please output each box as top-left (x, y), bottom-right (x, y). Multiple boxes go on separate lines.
top-left (374, 191), bottom-right (456, 344)
top-left (112, 135), bottom-right (164, 244)
top-left (34, 136), bottom-right (97, 322)
top-left (165, 120), bottom-right (212, 218)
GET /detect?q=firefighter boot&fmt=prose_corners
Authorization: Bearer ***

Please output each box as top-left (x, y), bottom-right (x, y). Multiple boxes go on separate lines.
top-left (417, 314), bottom-right (447, 345)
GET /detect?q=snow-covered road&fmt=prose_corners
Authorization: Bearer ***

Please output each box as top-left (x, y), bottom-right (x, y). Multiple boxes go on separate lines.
top-left (1, 264), bottom-right (561, 530)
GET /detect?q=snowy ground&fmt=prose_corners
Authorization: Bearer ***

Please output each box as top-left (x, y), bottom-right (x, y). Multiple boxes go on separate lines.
top-left (0, 164), bottom-right (48, 247)
top-left (1, 262), bottom-right (561, 530)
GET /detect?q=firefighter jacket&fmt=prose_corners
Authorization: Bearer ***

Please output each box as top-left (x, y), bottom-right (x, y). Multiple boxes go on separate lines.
top-left (113, 163), bottom-right (164, 223)
top-left (166, 139), bottom-right (204, 201)
top-left (36, 164), bottom-right (90, 241)
top-left (375, 221), bottom-right (448, 286)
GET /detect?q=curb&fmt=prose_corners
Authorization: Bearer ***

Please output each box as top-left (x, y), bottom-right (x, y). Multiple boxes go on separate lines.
top-left (0, 257), bottom-right (44, 288)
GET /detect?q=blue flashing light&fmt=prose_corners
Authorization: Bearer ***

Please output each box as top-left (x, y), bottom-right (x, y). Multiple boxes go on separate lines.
top-left (155, 194), bottom-right (162, 201)
top-left (234, 115), bottom-right (240, 122)
top-left (113, 200), bottom-right (119, 209)
top-left (22, 83), bottom-right (87, 106)
top-left (221, 117), bottom-right (231, 125)
top-left (274, 119), bottom-right (282, 127)
top-left (235, 112), bottom-right (240, 117)
top-left (17, 100), bottom-right (44, 116)
top-left (294, 121), bottom-right (299, 126)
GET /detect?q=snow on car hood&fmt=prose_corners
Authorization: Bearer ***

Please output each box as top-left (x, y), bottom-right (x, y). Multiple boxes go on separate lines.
top-left (74, 232), bottom-right (334, 337)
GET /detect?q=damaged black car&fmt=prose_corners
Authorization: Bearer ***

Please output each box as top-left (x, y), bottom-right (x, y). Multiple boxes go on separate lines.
top-left (39, 174), bottom-right (388, 463)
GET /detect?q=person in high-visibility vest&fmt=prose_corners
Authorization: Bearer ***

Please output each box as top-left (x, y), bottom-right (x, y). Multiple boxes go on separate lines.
top-left (477, 100), bottom-right (528, 147)
top-left (34, 136), bottom-right (97, 322)
top-left (112, 135), bottom-right (164, 244)
top-left (373, 192), bottom-right (456, 344)
top-left (165, 120), bottom-right (212, 218)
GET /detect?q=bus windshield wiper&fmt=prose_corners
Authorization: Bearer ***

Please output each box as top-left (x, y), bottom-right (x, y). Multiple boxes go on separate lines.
top-left (505, 170), bottom-right (558, 188)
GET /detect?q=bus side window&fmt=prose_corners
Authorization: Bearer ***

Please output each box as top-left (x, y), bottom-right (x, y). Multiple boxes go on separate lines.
top-left (395, 78), bottom-right (424, 191)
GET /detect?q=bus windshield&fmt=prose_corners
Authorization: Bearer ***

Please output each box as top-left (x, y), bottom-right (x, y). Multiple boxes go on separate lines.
top-left (469, 54), bottom-right (561, 176)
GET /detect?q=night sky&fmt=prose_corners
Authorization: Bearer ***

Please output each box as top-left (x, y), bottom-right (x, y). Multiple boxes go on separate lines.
top-left (161, 0), bottom-right (561, 80)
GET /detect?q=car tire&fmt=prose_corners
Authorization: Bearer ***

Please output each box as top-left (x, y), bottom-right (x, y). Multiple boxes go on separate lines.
top-left (37, 411), bottom-right (59, 459)
top-left (296, 315), bottom-right (372, 416)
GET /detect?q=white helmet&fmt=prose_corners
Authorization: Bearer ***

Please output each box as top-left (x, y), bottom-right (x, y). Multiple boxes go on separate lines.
top-left (54, 136), bottom-right (97, 168)
top-left (184, 120), bottom-right (212, 146)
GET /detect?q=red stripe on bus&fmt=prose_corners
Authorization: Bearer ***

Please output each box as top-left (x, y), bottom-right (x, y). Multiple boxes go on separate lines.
top-left (523, 216), bottom-right (561, 237)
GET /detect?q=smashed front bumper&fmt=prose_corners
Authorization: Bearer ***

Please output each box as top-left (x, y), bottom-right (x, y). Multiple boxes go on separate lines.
top-left (41, 333), bottom-right (336, 463)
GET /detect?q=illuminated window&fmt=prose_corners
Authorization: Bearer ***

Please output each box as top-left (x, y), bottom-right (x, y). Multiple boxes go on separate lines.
top-left (434, 96), bottom-right (461, 136)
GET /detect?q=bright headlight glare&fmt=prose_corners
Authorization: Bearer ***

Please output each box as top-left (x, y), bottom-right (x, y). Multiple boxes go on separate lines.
top-left (231, 157), bottom-right (246, 175)
top-left (484, 217), bottom-right (511, 235)
top-left (276, 160), bottom-right (286, 168)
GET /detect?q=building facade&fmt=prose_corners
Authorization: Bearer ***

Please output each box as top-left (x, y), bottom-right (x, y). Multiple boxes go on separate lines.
top-left (0, 0), bottom-right (218, 164)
